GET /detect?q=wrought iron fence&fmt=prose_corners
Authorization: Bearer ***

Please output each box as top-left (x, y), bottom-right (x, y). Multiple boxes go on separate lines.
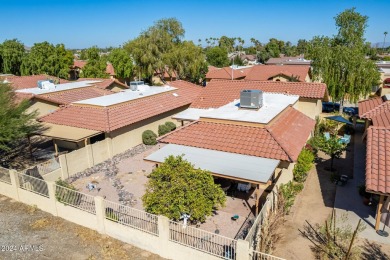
top-left (0, 167), bottom-right (11, 184)
top-left (245, 197), bottom-right (270, 249)
top-left (103, 200), bottom-right (158, 235)
top-left (18, 172), bottom-right (49, 197)
top-left (169, 220), bottom-right (237, 259)
top-left (55, 185), bottom-right (96, 214)
top-left (36, 157), bottom-right (60, 175)
top-left (251, 250), bottom-right (285, 260)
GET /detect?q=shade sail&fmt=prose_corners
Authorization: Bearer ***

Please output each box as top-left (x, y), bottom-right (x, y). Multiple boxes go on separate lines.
top-left (325, 115), bottom-right (352, 125)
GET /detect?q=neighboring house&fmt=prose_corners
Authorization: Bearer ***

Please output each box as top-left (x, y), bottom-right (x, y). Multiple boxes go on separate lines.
top-left (153, 69), bottom-right (178, 84)
top-left (266, 55), bottom-right (311, 66)
top-left (146, 90), bottom-right (315, 215)
top-left (205, 66), bottom-right (252, 82)
top-left (37, 80), bottom-right (201, 155)
top-left (244, 65), bottom-right (311, 82)
top-left (69, 60), bottom-right (116, 80)
top-left (186, 79), bottom-right (327, 119)
top-left (240, 54), bottom-right (258, 65)
top-left (1, 74), bottom-right (68, 90)
top-left (15, 80), bottom-right (115, 116)
top-left (378, 67), bottom-right (390, 95)
top-left (358, 95), bottom-right (390, 131)
top-left (365, 126), bottom-right (390, 231)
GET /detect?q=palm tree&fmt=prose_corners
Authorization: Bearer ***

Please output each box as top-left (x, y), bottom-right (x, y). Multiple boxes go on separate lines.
top-left (383, 32), bottom-right (388, 50)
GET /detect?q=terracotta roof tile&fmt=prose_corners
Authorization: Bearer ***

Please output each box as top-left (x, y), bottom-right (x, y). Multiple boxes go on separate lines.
top-left (35, 86), bottom-right (114, 105)
top-left (206, 67), bottom-right (251, 80)
top-left (2, 74), bottom-right (68, 90)
top-left (105, 63), bottom-right (116, 76)
top-left (366, 127), bottom-right (390, 194)
top-left (244, 65), bottom-right (310, 81)
top-left (358, 97), bottom-right (384, 118)
top-left (75, 78), bottom-right (128, 90)
top-left (159, 107), bottom-right (314, 162)
top-left (39, 80), bottom-right (201, 132)
top-left (191, 80), bottom-right (327, 108)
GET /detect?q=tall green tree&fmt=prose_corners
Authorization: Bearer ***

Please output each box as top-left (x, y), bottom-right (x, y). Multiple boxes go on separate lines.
top-left (80, 46), bottom-right (108, 78)
top-left (125, 18), bottom-right (184, 82)
top-left (206, 46), bottom-right (230, 67)
top-left (21, 42), bottom-right (73, 78)
top-left (0, 39), bottom-right (25, 75)
top-left (219, 36), bottom-right (235, 52)
top-left (0, 82), bottom-right (40, 153)
top-left (142, 155), bottom-right (226, 222)
top-left (296, 39), bottom-right (309, 55)
top-left (108, 48), bottom-right (133, 79)
top-left (307, 8), bottom-right (380, 103)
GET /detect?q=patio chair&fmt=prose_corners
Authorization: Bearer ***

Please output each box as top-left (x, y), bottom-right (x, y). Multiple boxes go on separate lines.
top-left (324, 132), bottom-right (330, 140)
top-left (339, 134), bottom-right (351, 145)
top-left (231, 215), bottom-right (239, 221)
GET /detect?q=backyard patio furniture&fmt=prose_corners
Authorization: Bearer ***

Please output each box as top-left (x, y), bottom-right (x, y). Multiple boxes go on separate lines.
top-left (324, 132), bottom-right (330, 140)
top-left (231, 215), bottom-right (239, 221)
top-left (339, 134), bottom-right (351, 145)
top-left (335, 175), bottom-right (349, 186)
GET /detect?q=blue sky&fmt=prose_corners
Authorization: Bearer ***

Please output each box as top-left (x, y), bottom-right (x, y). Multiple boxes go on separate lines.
top-left (1, 0), bottom-right (389, 49)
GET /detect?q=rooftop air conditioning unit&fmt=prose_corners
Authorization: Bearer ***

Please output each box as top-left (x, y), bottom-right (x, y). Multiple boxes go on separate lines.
top-left (129, 81), bottom-right (145, 91)
top-left (382, 94), bottom-right (390, 102)
top-left (37, 80), bottom-right (55, 90)
top-left (240, 90), bottom-right (263, 109)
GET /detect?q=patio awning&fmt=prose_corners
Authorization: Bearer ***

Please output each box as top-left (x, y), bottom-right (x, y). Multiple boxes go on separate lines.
top-left (145, 144), bottom-right (280, 184)
top-left (38, 123), bottom-right (103, 142)
top-left (325, 115), bottom-right (352, 125)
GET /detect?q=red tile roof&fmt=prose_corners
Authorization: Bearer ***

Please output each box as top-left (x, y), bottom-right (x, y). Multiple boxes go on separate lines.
top-left (358, 97), bottom-right (384, 118)
top-left (206, 67), bottom-right (251, 80)
top-left (191, 80), bottom-right (327, 108)
top-left (74, 78), bottom-right (128, 90)
top-left (159, 107), bottom-right (314, 162)
top-left (244, 65), bottom-right (310, 82)
top-left (73, 60), bottom-right (87, 68)
top-left (366, 127), bottom-right (390, 194)
top-left (2, 75), bottom-right (68, 90)
top-left (35, 87), bottom-right (114, 105)
top-left (106, 63), bottom-right (116, 76)
top-left (39, 80), bottom-right (201, 132)
top-left (371, 111), bottom-right (390, 127)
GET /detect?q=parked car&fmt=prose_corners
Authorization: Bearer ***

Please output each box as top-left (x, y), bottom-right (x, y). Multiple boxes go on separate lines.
top-left (343, 107), bottom-right (359, 116)
top-left (322, 102), bottom-right (340, 113)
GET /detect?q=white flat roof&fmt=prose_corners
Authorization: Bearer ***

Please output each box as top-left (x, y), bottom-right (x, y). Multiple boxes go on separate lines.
top-left (73, 86), bottom-right (178, 107)
top-left (16, 80), bottom-right (101, 95)
top-left (173, 92), bottom-right (298, 124)
top-left (145, 144), bottom-right (280, 183)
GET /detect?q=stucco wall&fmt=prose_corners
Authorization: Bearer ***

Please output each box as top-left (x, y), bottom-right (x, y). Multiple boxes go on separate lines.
top-left (276, 162), bottom-right (295, 185)
top-left (65, 148), bottom-right (90, 176)
top-left (296, 98), bottom-right (322, 119)
top-left (28, 100), bottom-right (58, 117)
top-left (110, 107), bottom-right (186, 156)
top-left (42, 168), bottom-right (62, 182)
top-left (56, 139), bottom-right (85, 151)
top-left (91, 140), bottom-right (110, 165)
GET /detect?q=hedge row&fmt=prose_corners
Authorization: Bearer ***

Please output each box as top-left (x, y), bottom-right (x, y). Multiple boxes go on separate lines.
top-left (142, 121), bottom-right (177, 145)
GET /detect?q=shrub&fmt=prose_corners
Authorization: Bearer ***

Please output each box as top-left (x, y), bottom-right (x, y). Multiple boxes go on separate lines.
top-left (158, 124), bottom-right (170, 136)
top-left (293, 149), bottom-right (315, 183)
top-left (165, 121), bottom-right (177, 131)
top-left (142, 130), bottom-right (157, 145)
top-left (280, 181), bottom-right (304, 213)
top-left (55, 179), bottom-right (81, 205)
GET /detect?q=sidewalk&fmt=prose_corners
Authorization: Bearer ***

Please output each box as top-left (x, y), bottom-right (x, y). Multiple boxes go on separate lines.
top-left (334, 131), bottom-right (390, 244)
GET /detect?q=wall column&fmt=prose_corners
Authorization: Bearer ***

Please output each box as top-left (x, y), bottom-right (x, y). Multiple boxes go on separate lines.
top-left (157, 216), bottom-right (170, 258)
top-left (255, 184), bottom-right (260, 216)
top-left (58, 154), bottom-right (69, 180)
top-left (94, 196), bottom-right (106, 234)
top-left (375, 195), bottom-right (385, 230)
top-left (46, 181), bottom-right (58, 216)
top-left (106, 136), bottom-right (114, 158)
top-left (236, 239), bottom-right (250, 260)
top-left (85, 145), bottom-right (94, 167)
top-left (9, 170), bottom-right (20, 201)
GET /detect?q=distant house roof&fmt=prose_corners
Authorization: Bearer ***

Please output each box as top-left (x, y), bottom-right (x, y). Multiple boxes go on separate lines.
top-left (240, 54), bottom-right (257, 61)
top-left (266, 56), bottom-right (311, 65)
top-left (72, 60), bottom-right (116, 76)
top-left (244, 65), bottom-right (310, 82)
top-left (366, 127), bottom-right (390, 195)
top-left (160, 107), bottom-right (314, 162)
top-left (39, 80), bottom-right (201, 132)
top-left (191, 80), bottom-right (327, 108)
top-left (75, 78), bottom-right (128, 90)
top-left (205, 67), bottom-right (251, 80)
top-left (35, 87), bottom-right (114, 105)
top-left (1, 74), bottom-right (68, 90)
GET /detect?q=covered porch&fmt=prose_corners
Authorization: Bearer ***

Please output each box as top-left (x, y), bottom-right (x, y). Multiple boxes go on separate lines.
top-left (144, 144), bottom-right (280, 216)
top-left (37, 122), bottom-right (104, 156)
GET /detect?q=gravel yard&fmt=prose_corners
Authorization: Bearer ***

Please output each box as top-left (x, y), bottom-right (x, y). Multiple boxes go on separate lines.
top-left (0, 195), bottom-right (164, 260)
